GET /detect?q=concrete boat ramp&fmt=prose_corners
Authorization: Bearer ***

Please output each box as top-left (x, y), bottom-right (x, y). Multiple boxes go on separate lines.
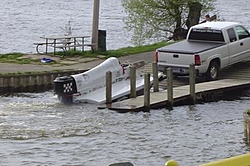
top-left (98, 79), bottom-right (250, 112)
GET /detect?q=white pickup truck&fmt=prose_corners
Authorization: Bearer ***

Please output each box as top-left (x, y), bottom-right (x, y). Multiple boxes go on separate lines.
top-left (155, 22), bottom-right (250, 80)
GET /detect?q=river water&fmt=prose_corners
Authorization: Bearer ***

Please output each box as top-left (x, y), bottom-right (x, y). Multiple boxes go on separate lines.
top-left (0, 0), bottom-right (130, 54)
top-left (0, 0), bottom-right (250, 54)
top-left (0, 92), bottom-right (250, 166)
top-left (1, 0), bottom-right (250, 165)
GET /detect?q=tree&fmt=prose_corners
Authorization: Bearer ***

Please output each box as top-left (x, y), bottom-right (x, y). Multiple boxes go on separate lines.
top-left (122, 0), bottom-right (216, 45)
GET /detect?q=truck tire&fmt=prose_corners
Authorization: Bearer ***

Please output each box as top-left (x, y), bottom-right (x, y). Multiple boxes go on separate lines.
top-left (206, 61), bottom-right (219, 81)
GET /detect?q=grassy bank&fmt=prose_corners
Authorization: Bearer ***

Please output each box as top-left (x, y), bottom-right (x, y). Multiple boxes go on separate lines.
top-left (0, 53), bottom-right (41, 64)
top-left (101, 41), bottom-right (173, 58)
top-left (0, 41), bottom-right (173, 64)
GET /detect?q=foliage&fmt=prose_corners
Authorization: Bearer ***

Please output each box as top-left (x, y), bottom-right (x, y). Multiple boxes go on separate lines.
top-left (122, 0), bottom-right (216, 45)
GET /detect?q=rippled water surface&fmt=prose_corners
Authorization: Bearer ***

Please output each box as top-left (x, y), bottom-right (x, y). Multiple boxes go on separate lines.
top-left (1, 0), bottom-right (250, 165)
top-left (0, 92), bottom-right (250, 165)
top-left (1, 0), bottom-right (250, 54)
top-left (0, 0), bottom-right (131, 53)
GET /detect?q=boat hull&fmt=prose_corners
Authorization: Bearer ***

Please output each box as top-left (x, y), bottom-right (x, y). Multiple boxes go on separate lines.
top-left (53, 57), bottom-right (161, 104)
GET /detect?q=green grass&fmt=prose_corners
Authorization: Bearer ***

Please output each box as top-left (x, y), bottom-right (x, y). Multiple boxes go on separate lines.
top-left (0, 41), bottom-right (174, 64)
top-left (56, 50), bottom-right (98, 58)
top-left (100, 41), bottom-right (173, 58)
top-left (58, 41), bottom-right (173, 59)
top-left (0, 52), bottom-right (41, 64)
top-left (0, 53), bottom-right (23, 63)
top-left (247, 109), bottom-right (250, 115)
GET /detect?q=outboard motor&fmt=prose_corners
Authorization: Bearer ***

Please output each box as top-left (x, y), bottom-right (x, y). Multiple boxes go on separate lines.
top-left (54, 76), bottom-right (77, 104)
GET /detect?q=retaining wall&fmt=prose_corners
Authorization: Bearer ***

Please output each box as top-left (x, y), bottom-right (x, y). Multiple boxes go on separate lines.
top-left (0, 70), bottom-right (86, 94)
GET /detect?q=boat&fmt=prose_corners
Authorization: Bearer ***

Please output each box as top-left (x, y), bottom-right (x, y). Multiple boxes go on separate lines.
top-left (53, 57), bottom-right (163, 104)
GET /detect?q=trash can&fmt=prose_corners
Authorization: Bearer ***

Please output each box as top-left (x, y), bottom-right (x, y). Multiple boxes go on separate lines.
top-left (98, 30), bottom-right (106, 52)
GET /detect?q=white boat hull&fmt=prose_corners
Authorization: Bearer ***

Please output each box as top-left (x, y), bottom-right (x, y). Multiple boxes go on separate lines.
top-left (54, 57), bottom-right (162, 104)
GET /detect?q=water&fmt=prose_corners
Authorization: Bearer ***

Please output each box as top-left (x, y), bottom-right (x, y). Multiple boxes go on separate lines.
top-left (0, 92), bottom-right (249, 166)
top-left (1, 0), bottom-right (250, 165)
top-left (1, 0), bottom-right (250, 54)
top-left (0, 0), bottom-right (132, 54)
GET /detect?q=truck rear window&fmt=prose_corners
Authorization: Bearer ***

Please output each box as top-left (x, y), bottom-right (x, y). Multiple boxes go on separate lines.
top-left (188, 28), bottom-right (224, 42)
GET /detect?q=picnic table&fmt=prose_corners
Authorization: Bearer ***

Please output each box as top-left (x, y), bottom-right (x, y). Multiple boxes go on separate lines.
top-left (34, 35), bottom-right (95, 56)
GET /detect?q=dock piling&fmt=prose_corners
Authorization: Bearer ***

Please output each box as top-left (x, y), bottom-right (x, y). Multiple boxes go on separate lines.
top-left (144, 73), bottom-right (150, 110)
top-left (243, 111), bottom-right (250, 142)
top-left (106, 71), bottom-right (112, 104)
top-left (152, 62), bottom-right (159, 92)
top-left (167, 68), bottom-right (173, 107)
top-left (189, 64), bottom-right (196, 104)
top-left (130, 66), bottom-right (136, 98)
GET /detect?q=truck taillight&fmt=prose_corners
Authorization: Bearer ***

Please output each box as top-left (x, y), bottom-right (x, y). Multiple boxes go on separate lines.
top-left (194, 54), bottom-right (201, 66)
top-left (155, 51), bottom-right (158, 63)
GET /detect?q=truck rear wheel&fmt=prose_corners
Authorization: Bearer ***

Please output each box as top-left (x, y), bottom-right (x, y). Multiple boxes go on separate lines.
top-left (206, 61), bottom-right (219, 81)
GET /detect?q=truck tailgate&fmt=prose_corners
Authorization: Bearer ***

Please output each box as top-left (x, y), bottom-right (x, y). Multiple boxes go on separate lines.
top-left (157, 40), bottom-right (225, 67)
top-left (157, 52), bottom-right (194, 67)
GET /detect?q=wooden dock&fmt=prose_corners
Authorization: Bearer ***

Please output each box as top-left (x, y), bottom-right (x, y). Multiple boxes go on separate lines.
top-left (100, 79), bottom-right (250, 112)
top-left (99, 60), bottom-right (250, 112)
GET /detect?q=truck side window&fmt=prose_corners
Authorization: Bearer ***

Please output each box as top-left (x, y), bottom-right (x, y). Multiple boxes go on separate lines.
top-left (235, 25), bottom-right (250, 40)
top-left (227, 28), bottom-right (237, 42)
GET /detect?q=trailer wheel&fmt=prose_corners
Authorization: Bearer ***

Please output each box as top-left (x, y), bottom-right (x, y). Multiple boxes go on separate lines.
top-left (206, 61), bottom-right (219, 81)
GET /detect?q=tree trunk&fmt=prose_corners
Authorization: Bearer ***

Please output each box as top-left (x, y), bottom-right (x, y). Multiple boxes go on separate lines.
top-left (172, 28), bottom-right (187, 41)
top-left (186, 2), bottom-right (202, 29)
top-left (172, 2), bottom-right (202, 41)
top-left (171, 2), bottom-right (187, 41)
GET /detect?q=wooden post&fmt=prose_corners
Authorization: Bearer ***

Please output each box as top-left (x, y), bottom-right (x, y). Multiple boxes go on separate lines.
top-left (130, 66), bottom-right (136, 98)
top-left (167, 68), bottom-right (173, 107)
top-left (91, 0), bottom-right (100, 51)
top-left (106, 71), bottom-right (112, 104)
top-left (244, 112), bottom-right (248, 141)
top-left (144, 73), bottom-right (150, 110)
top-left (189, 64), bottom-right (196, 103)
top-left (243, 111), bottom-right (250, 142)
top-left (152, 62), bottom-right (159, 92)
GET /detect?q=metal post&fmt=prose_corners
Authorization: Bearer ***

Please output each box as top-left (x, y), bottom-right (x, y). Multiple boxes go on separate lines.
top-left (189, 64), bottom-right (196, 104)
top-left (106, 71), bottom-right (112, 104)
top-left (45, 38), bottom-right (48, 54)
top-left (130, 66), bottom-right (136, 98)
top-left (152, 62), bottom-right (159, 92)
top-left (91, 0), bottom-right (99, 51)
top-left (81, 37), bottom-right (84, 52)
top-left (144, 73), bottom-right (150, 110)
top-left (167, 68), bottom-right (173, 107)
top-left (73, 38), bottom-right (76, 51)
top-left (53, 39), bottom-right (56, 55)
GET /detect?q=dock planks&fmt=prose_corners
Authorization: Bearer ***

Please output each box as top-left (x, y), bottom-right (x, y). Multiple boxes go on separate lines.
top-left (100, 79), bottom-right (250, 112)
top-left (99, 59), bottom-right (250, 112)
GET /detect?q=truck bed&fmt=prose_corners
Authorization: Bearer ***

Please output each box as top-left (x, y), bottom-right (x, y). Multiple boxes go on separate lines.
top-left (158, 40), bottom-right (225, 54)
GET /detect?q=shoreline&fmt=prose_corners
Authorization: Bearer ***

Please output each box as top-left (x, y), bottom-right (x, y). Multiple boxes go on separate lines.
top-left (0, 51), bottom-right (155, 74)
